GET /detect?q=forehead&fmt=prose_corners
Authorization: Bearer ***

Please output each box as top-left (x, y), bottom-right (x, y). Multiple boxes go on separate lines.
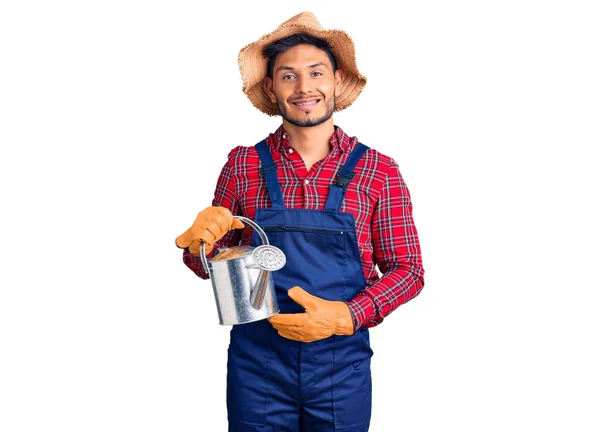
top-left (274, 44), bottom-right (332, 69)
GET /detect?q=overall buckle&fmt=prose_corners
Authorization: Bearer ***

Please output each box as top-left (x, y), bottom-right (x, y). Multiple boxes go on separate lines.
top-left (334, 171), bottom-right (356, 189)
top-left (259, 163), bottom-right (277, 177)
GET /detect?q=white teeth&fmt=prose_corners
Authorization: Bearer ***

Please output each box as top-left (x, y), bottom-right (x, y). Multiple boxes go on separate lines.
top-left (295, 100), bottom-right (318, 106)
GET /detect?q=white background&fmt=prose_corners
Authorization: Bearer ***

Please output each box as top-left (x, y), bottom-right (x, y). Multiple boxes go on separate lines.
top-left (1, 1), bottom-right (599, 431)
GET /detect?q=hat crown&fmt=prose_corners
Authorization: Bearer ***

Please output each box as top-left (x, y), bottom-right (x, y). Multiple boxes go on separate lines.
top-left (280, 12), bottom-right (324, 32)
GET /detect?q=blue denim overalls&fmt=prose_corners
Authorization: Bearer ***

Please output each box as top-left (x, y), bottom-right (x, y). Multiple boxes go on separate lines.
top-left (226, 139), bottom-right (374, 431)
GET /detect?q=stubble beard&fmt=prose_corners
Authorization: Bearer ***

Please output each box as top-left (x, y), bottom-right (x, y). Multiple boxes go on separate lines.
top-left (276, 95), bottom-right (335, 128)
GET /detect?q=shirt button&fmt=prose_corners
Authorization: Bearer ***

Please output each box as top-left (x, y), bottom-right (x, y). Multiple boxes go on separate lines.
top-left (304, 179), bottom-right (309, 185)
top-left (288, 148), bottom-right (294, 154)
top-left (283, 133), bottom-right (288, 139)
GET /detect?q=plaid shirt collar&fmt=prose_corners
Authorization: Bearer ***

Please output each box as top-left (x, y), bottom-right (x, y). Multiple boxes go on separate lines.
top-left (266, 124), bottom-right (354, 156)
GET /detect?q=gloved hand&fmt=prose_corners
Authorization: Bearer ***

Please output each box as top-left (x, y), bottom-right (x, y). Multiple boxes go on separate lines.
top-left (175, 206), bottom-right (244, 256)
top-left (268, 286), bottom-right (355, 343)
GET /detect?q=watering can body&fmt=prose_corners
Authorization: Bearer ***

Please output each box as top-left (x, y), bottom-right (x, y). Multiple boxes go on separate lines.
top-left (200, 216), bottom-right (286, 325)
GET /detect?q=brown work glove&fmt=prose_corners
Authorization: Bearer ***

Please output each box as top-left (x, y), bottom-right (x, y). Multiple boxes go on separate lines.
top-left (268, 286), bottom-right (355, 343)
top-left (175, 206), bottom-right (244, 256)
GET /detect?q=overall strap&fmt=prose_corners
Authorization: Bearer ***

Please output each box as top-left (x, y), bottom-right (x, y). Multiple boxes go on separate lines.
top-left (255, 139), bottom-right (285, 209)
top-left (324, 143), bottom-right (370, 211)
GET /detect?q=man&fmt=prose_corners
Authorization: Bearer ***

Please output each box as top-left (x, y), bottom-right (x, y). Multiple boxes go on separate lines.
top-left (176, 11), bottom-right (425, 431)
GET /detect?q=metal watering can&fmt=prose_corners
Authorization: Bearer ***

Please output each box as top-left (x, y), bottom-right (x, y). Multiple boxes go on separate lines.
top-left (199, 216), bottom-right (286, 325)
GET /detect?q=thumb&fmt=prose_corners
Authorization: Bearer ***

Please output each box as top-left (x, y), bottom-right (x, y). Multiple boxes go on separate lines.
top-left (288, 286), bottom-right (320, 312)
top-left (176, 228), bottom-right (192, 248)
top-left (231, 218), bottom-right (245, 230)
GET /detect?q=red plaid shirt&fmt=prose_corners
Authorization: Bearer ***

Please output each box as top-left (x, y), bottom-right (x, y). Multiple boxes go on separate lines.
top-left (183, 125), bottom-right (425, 329)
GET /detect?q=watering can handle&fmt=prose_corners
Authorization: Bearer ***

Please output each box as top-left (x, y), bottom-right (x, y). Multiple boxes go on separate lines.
top-left (199, 216), bottom-right (269, 274)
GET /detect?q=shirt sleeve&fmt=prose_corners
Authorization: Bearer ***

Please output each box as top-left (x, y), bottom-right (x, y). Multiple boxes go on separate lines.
top-left (346, 157), bottom-right (425, 329)
top-left (182, 147), bottom-right (244, 279)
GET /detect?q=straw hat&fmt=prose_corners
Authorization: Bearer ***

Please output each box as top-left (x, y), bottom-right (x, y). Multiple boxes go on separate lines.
top-left (238, 11), bottom-right (367, 116)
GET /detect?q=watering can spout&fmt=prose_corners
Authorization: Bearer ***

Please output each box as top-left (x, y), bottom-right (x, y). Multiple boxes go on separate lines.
top-left (248, 244), bottom-right (287, 309)
top-left (249, 269), bottom-right (270, 310)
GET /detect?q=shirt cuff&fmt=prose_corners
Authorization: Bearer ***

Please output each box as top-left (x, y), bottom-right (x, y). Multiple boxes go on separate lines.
top-left (346, 295), bottom-right (377, 330)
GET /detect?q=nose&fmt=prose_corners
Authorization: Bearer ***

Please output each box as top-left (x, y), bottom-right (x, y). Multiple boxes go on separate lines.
top-left (295, 74), bottom-right (313, 95)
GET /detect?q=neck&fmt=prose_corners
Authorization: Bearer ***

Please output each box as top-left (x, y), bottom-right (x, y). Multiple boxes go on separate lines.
top-left (281, 118), bottom-right (335, 157)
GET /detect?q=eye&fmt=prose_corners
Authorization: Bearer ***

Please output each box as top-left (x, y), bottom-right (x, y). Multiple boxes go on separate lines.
top-left (312, 71), bottom-right (323, 77)
top-left (282, 74), bottom-right (296, 80)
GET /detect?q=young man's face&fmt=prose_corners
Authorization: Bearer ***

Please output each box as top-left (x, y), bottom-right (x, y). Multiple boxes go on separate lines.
top-left (264, 44), bottom-right (345, 128)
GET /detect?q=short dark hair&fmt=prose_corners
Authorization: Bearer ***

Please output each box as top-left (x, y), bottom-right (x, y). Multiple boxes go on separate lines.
top-left (262, 33), bottom-right (338, 78)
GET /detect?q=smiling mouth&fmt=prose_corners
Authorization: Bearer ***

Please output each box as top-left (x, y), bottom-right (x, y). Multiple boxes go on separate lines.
top-left (291, 99), bottom-right (321, 110)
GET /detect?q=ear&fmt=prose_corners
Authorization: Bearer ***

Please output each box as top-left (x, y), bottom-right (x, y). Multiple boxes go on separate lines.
top-left (263, 76), bottom-right (277, 103)
top-left (334, 69), bottom-right (345, 97)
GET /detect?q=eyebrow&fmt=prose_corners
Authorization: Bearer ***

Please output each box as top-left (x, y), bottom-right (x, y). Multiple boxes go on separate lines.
top-left (276, 62), bottom-right (328, 72)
